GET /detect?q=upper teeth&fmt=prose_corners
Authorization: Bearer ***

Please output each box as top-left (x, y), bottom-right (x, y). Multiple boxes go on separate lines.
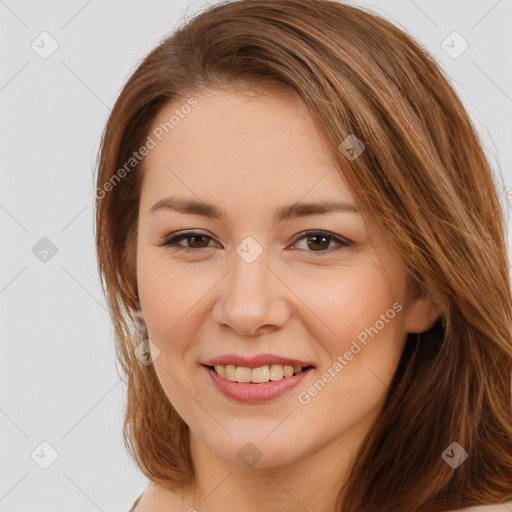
top-left (214, 364), bottom-right (304, 383)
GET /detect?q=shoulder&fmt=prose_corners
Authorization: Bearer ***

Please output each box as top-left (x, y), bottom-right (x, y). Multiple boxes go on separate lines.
top-left (128, 491), bottom-right (143, 512)
top-left (129, 482), bottom-right (187, 511)
top-left (470, 502), bottom-right (512, 511)
top-left (447, 503), bottom-right (512, 512)
top-left (128, 493), bottom-right (144, 512)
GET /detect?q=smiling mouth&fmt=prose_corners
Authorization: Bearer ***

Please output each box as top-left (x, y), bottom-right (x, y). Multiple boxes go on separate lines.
top-left (206, 364), bottom-right (314, 384)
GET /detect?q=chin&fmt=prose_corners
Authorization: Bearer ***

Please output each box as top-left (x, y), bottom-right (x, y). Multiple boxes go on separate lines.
top-left (194, 422), bottom-right (320, 471)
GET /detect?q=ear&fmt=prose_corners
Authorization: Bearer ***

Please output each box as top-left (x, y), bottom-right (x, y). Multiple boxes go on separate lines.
top-left (122, 227), bottom-right (146, 333)
top-left (132, 300), bottom-right (145, 330)
top-left (402, 279), bottom-right (441, 334)
top-left (123, 224), bottom-right (139, 310)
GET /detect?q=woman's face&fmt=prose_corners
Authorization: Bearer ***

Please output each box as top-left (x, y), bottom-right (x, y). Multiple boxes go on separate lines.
top-left (136, 87), bottom-right (439, 470)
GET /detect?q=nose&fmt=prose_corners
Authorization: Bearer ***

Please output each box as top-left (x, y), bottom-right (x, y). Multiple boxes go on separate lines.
top-left (211, 248), bottom-right (291, 336)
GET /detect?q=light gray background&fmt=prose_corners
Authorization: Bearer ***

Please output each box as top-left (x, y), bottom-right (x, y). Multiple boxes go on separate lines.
top-left (1, 0), bottom-right (511, 511)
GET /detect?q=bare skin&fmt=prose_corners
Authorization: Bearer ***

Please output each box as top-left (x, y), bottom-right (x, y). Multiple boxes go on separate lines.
top-left (133, 87), bottom-right (445, 511)
top-left (134, 482), bottom-right (511, 512)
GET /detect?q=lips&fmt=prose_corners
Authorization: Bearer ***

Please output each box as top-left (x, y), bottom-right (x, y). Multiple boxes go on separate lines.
top-left (201, 353), bottom-right (315, 403)
top-left (203, 364), bottom-right (314, 403)
top-left (202, 353), bottom-right (314, 368)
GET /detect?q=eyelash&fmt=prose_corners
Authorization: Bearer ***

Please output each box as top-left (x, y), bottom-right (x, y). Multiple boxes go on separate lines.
top-left (160, 230), bottom-right (351, 256)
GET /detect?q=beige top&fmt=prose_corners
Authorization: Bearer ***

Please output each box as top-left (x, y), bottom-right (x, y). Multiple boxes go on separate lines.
top-left (127, 492), bottom-right (143, 512)
top-left (127, 491), bottom-right (512, 512)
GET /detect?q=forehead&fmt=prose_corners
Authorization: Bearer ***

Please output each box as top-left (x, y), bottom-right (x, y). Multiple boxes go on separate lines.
top-left (141, 88), bottom-right (353, 204)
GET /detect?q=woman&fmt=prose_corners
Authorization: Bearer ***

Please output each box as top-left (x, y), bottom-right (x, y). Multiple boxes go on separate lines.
top-left (94, 0), bottom-right (512, 511)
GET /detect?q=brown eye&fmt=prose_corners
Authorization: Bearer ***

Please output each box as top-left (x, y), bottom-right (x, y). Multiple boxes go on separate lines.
top-left (187, 235), bottom-right (211, 248)
top-left (306, 233), bottom-right (331, 251)
top-left (290, 230), bottom-right (351, 255)
top-left (162, 231), bottom-right (217, 252)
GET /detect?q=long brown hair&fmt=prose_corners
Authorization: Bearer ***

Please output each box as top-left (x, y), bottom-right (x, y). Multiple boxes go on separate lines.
top-left (94, 1), bottom-right (512, 510)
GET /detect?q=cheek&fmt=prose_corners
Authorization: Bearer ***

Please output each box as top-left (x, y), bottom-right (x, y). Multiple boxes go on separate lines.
top-left (295, 264), bottom-right (407, 405)
top-left (137, 257), bottom-right (181, 334)
top-left (137, 254), bottom-right (223, 357)
top-left (294, 275), bottom-right (405, 440)
top-left (137, 261), bottom-right (207, 412)
top-left (299, 264), bottom-right (402, 349)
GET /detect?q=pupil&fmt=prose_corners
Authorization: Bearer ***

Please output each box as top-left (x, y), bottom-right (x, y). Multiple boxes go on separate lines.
top-left (308, 235), bottom-right (329, 251)
top-left (190, 235), bottom-right (208, 248)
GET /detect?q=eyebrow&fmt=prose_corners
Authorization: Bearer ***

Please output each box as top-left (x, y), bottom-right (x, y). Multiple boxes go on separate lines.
top-left (148, 196), bottom-right (360, 224)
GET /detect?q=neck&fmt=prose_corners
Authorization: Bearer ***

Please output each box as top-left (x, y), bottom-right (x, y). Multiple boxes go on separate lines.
top-left (180, 414), bottom-right (376, 512)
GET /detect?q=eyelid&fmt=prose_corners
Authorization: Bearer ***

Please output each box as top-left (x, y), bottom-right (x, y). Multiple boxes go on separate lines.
top-left (161, 229), bottom-right (352, 256)
top-left (287, 230), bottom-right (351, 255)
top-left (289, 229), bottom-right (350, 247)
top-left (161, 230), bottom-right (220, 251)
